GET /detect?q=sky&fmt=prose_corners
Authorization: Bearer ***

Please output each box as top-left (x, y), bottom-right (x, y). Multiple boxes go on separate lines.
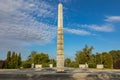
top-left (0, 0), bottom-right (120, 60)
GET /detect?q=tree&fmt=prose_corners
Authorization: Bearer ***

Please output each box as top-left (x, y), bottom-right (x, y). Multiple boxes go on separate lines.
top-left (88, 54), bottom-right (96, 68)
top-left (75, 51), bottom-right (87, 64)
top-left (17, 53), bottom-right (22, 68)
top-left (90, 54), bottom-right (96, 63)
top-left (109, 50), bottom-right (120, 69)
top-left (102, 52), bottom-right (113, 68)
top-left (75, 45), bottom-right (94, 64)
top-left (6, 51), bottom-right (11, 62)
top-left (65, 58), bottom-right (71, 67)
top-left (6, 51), bottom-right (11, 68)
top-left (7, 51), bottom-right (22, 69)
top-left (69, 61), bottom-right (79, 68)
top-left (15, 53), bottom-right (18, 68)
top-left (82, 45), bottom-right (94, 62)
top-left (22, 61), bottom-right (31, 68)
top-left (33, 53), bottom-right (49, 64)
top-left (96, 53), bottom-right (102, 64)
top-left (26, 52), bottom-right (50, 67)
top-left (27, 51), bottom-right (37, 63)
top-left (8, 51), bottom-right (16, 68)
top-left (26, 52), bottom-right (50, 68)
top-left (113, 60), bottom-right (120, 69)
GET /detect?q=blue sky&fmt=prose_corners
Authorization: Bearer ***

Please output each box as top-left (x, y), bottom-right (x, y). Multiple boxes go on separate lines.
top-left (0, 0), bottom-right (120, 60)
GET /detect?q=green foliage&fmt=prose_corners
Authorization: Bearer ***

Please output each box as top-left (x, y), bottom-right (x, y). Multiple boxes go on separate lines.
top-left (110, 50), bottom-right (120, 63)
top-left (22, 61), bottom-right (31, 68)
top-left (18, 53), bottom-right (22, 67)
top-left (33, 53), bottom-right (49, 64)
top-left (109, 50), bottom-right (120, 69)
top-left (6, 51), bottom-right (11, 62)
top-left (6, 51), bottom-right (22, 69)
top-left (64, 58), bottom-right (71, 67)
top-left (1, 48), bottom-right (120, 69)
top-left (75, 51), bottom-right (87, 64)
top-left (42, 63), bottom-right (49, 67)
top-left (9, 52), bottom-right (16, 68)
top-left (95, 52), bottom-right (113, 68)
top-left (49, 59), bottom-right (56, 67)
top-left (27, 51), bottom-right (37, 63)
top-left (90, 54), bottom-right (96, 63)
top-left (26, 52), bottom-right (50, 68)
top-left (113, 60), bottom-right (120, 69)
top-left (88, 63), bottom-right (96, 68)
top-left (6, 51), bottom-right (11, 68)
top-left (69, 61), bottom-right (79, 68)
top-left (96, 53), bottom-right (102, 64)
top-left (75, 45), bottom-right (94, 64)
top-left (102, 52), bottom-right (113, 68)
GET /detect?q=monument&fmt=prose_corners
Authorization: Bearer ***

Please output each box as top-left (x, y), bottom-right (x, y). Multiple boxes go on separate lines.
top-left (56, 3), bottom-right (64, 72)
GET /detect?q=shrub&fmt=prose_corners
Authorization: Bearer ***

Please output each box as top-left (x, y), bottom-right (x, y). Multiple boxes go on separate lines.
top-left (70, 61), bottom-right (79, 68)
top-left (113, 60), bottom-right (120, 69)
top-left (88, 63), bottom-right (96, 68)
top-left (22, 61), bottom-right (31, 68)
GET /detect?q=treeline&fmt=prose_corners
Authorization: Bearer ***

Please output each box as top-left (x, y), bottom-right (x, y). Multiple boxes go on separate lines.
top-left (0, 45), bottom-right (120, 69)
top-left (0, 51), bottom-right (21, 69)
top-left (67, 45), bottom-right (120, 69)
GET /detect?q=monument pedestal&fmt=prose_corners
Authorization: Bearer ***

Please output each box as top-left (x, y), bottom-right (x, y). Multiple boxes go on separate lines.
top-left (56, 67), bottom-right (65, 72)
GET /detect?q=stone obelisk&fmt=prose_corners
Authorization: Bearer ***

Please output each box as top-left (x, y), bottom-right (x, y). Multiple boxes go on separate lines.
top-left (57, 3), bottom-right (64, 72)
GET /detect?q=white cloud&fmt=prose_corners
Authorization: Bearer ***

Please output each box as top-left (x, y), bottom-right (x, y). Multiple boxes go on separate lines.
top-left (0, 0), bottom-right (21, 13)
top-left (80, 24), bottom-right (114, 32)
top-left (105, 16), bottom-right (120, 22)
top-left (0, 0), bottom-right (57, 52)
top-left (0, 22), bottom-right (56, 42)
top-left (64, 28), bottom-right (91, 35)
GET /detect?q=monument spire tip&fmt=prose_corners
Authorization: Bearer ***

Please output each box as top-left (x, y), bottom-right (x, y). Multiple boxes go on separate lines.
top-left (58, 3), bottom-right (62, 6)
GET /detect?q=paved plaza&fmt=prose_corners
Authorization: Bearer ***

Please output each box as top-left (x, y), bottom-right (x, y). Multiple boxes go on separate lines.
top-left (0, 69), bottom-right (120, 80)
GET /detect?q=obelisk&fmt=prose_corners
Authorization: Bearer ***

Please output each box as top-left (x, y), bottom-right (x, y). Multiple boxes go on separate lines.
top-left (57, 3), bottom-right (64, 72)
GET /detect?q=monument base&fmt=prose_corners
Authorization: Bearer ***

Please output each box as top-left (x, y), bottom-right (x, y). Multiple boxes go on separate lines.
top-left (56, 67), bottom-right (65, 73)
